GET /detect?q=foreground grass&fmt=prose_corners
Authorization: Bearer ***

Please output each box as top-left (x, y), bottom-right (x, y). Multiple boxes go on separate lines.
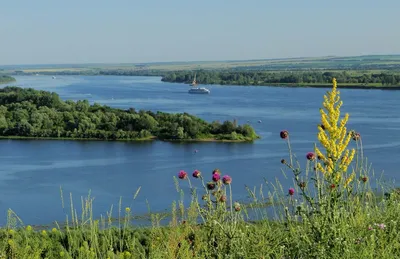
top-left (2, 78), bottom-right (400, 258)
top-left (2, 188), bottom-right (400, 259)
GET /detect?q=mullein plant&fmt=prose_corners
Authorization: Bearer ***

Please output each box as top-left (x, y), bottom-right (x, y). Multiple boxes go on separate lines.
top-left (280, 78), bottom-right (367, 209)
top-left (279, 78), bottom-right (372, 254)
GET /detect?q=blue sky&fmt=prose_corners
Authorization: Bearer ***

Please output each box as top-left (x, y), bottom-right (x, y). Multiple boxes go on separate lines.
top-left (0, 0), bottom-right (399, 65)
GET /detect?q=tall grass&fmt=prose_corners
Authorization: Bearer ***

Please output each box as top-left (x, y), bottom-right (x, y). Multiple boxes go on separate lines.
top-left (1, 78), bottom-right (400, 258)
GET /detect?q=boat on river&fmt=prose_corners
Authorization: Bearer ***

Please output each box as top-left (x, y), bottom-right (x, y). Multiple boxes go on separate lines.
top-left (188, 73), bottom-right (210, 94)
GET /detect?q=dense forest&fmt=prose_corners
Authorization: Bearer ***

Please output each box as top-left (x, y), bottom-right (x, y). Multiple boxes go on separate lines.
top-left (0, 87), bottom-right (258, 141)
top-left (0, 75), bottom-right (16, 84)
top-left (161, 70), bottom-right (400, 86)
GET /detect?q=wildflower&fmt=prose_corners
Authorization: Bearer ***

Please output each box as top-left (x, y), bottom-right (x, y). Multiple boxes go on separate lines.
top-left (352, 131), bottom-right (361, 141)
top-left (281, 159), bottom-right (286, 164)
top-left (8, 229), bottom-right (14, 235)
top-left (60, 251), bottom-right (65, 257)
top-left (178, 170), bottom-right (187, 180)
top-left (125, 207), bottom-right (131, 213)
top-left (355, 238), bottom-right (363, 244)
top-left (344, 173), bottom-right (355, 187)
top-left (219, 195), bottom-right (227, 202)
top-left (330, 183), bottom-right (336, 189)
top-left (212, 190), bottom-right (222, 196)
top-left (212, 173), bottom-right (220, 182)
top-left (26, 225), bottom-right (32, 231)
top-left (280, 130), bottom-right (289, 139)
top-left (52, 228), bottom-right (57, 233)
top-left (207, 182), bottom-right (216, 190)
top-left (42, 230), bottom-right (47, 236)
top-left (306, 152), bottom-right (315, 161)
top-left (124, 251), bottom-right (131, 257)
top-left (315, 78), bottom-right (355, 182)
top-left (361, 176), bottom-right (368, 183)
top-left (234, 202), bottom-right (241, 212)
top-left (202, 194), bottom-right (208, 201)
top-left (375, 223), bottom-right (386, 230)
top-left (7, 239), bottom-right (13, 246)
top-left (368, 226), bottom-right (373, 231)
top-left (299, 182), bottom-right (306, 189)
top-left (192, 170), bottom-right (201, 178)
top-left (212, 169), bottom-right (221, 175)
top-left (222, 175), bottom-right (232, 185)
top-left (288, 188), bottom-right (295, 196)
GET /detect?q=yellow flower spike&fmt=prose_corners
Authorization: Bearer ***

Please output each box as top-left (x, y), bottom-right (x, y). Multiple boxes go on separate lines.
top-left (345, 149), bottom-right (356, 167)
top-left (334, 173), bottom-right (341, 183)
top-left (316, 78), bottom-right (355, 184)
top-left (344, 173), bottom-right (355, 187)
top-left (315, 148), bottom-right (326, 161)
top-left (316, 163), bottom-right (326, 174)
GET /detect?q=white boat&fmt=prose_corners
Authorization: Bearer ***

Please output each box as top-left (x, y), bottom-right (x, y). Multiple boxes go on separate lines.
top-left (188, 73), bottom-right (210, 94)
top-left (189, 87), bottom-right (210, 94)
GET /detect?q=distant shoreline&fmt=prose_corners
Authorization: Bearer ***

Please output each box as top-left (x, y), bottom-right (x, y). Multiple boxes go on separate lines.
top-left (233, 83), bottom-right (400, 90)
top-left (161, 80), bottom-right (400, 90)
top-left (9, 73), bottom-right (400, 90)
top-left (0, 135), bottom-right (257, 143)
top-left (8, 72), bottom-right (400, 91)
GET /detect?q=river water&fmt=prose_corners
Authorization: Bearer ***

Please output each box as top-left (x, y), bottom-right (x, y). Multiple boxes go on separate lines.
top-left (0, 75), bottom-right (399, 226)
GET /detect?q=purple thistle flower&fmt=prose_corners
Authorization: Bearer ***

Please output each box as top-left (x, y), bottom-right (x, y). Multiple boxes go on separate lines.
top-left (207, 182), bottom-right (216, 190)
top-left (306, 152), bottom-right (315, 161)
top-left (288, 188), bottom-right (295, 196)
top-left (222, 175), bottom-right (232, 185)
top-left (178, 170), bottom-right (187, 180)
top-left (280, 130), bottom-right (289, 139)
top-left (212, 169), bottom-right (221, 175)
top-left (212, 173), bottom-right (220, 182)
top-left (192, 170), bottom-right (201, 178)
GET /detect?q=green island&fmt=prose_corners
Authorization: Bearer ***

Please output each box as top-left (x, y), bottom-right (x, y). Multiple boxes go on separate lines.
top-left (0, 86), bottom-right (258, 142)
top-left (0, 75), bottom-right (16, 84)
top-left (2, 79), bottom-right (400, 258)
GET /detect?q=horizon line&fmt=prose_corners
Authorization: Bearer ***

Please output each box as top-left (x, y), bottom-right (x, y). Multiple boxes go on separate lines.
top-left (1, 53), bottom-right (400, 68)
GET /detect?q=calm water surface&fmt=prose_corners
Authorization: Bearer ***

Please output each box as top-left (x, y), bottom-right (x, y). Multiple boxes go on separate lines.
top-left (0, 75), bottom-right (399, 225)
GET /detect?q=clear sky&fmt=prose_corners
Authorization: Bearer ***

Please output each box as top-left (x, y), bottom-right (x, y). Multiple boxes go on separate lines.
top-left (1, 0), bottom-right (399, 65)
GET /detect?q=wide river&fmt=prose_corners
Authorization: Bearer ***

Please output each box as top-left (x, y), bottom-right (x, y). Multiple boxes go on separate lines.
top-left (0, 75), bottom-right (399, 226)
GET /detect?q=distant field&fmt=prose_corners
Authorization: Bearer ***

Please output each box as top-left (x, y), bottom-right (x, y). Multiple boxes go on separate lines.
top-left (1, 54), bottom-right (400, 75)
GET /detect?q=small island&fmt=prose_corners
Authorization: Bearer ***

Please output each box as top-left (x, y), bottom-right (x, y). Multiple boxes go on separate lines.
top-left (0, 87), bottom-right (259, 142)
top-left (161, 70), bottom-right (400, 89)
top-left (0, 75), bottom-right (16, 84)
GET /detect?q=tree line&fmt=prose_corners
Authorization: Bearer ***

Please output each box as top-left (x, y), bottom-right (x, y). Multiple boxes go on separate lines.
top-left (161, 70), bottom-right (400, 86)
top-left (0, 87), bottom-right (258, 141)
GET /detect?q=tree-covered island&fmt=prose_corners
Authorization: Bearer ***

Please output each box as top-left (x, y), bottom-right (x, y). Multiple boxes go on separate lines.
top-left (0, 75), bottom-right (16, 84)
top-left (161, 70), bottom-right (400, 88)
top-left (0, 87), bottom-right (259, 142)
